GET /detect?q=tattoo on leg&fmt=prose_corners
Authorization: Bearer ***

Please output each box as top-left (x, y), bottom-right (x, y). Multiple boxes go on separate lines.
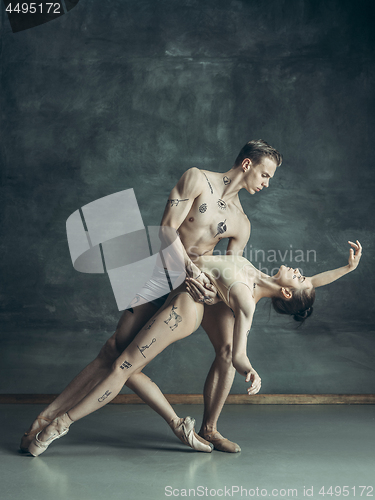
top-left (203, 172), bottom-right (213, 194)
top-left (120, 360), bottom-right (132, 370)
top-left (223, 176), bottom-right (231, 185)
top-left (214, 219), bottom-right (227, 238)
top-left (137, 338), bottom-right (156, 358)
top-left (199, 203), bottom-right (207, 213)
top-left (217, 199), bottom-right (226, 210)
top-left (164, 304), bottom-right (182, 331)
top-left (98, 390), bottom-right (112, 403)
top-left (168, 198), bottom-right (189, 207)
top-left (145, 319), bottom-right (155, 330)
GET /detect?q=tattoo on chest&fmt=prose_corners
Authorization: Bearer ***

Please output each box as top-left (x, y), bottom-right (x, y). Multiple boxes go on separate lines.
top-left (223, 176), bottom-right (231, 185)
top-left (137, 338), bottom-right (156, 358)
top-left (214, 219), bottom-right (227, 238)
top-left (168, 198), bottom-right (189, 207)
top-left (217, 199), bottom-right (226, 210)
top-left (199, 203), bottom-right (207, 213)
top-left (164, 304), bottom-right (182, 331)
top-left (203, 172), bottom-right (213, 194)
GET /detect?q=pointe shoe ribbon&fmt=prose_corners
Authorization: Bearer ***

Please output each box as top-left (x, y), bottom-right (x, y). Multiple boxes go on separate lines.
top-left (173, 417), bottom-right (213, 453)
top-left (28, 420), bottom-right (70, 457)
top-left (20, 415), bottom-right (54, 452)
top-left (199, 432), bottom-right (241, 453)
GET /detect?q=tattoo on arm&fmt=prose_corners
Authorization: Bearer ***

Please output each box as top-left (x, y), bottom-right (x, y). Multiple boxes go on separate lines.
top-left (203, 172), bottom-right (213, 194)
top-left (137, 338), bottom-right (156, 358)
top-left (98, 390), bottom-right (112, 403)
top-left (214, 219), bottom-right (227, 238)
top-left (120, 360), bottom-right (132, 370)
top-left (168, 198), bottom-right (189, 207)
top-left (199, 203), bottom-right (207, 213)
top-left (246, 329), bottom-right (250, 337)
top-left (164, 304), bottom-right (182, 331)
top-left (223, 176), bottom-right (231, 185)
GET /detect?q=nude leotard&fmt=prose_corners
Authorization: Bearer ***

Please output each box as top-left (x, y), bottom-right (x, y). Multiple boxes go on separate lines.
top-left (195, 255), bottom-right (255, 307)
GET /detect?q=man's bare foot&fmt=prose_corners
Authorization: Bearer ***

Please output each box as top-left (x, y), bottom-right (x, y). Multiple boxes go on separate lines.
top-left (198, 430), bottom-right (241, 453)
top-left (169, 417), bottom-right (213, 453)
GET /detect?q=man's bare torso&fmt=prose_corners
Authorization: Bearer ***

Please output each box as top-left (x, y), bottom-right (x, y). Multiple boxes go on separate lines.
top-left (177, 169), bottom-right (249, 261)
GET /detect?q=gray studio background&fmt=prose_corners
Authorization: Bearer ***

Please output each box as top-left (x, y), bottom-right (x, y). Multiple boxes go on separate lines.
top-left (1, 0), bottom-right (374, 395)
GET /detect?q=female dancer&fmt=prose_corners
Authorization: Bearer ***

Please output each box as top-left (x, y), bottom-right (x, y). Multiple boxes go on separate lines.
top-left (28, 240), bottom-right (362, 456)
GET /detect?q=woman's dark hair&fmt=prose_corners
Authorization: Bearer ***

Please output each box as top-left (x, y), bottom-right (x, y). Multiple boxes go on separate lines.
top-left (272, 287), bottom-right (315, 323)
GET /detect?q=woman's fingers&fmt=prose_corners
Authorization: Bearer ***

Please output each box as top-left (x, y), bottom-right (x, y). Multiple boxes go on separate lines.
top-left (246, 372), bottom-right (261, 395)
top-left (186, 278), bottom-right (216, 303)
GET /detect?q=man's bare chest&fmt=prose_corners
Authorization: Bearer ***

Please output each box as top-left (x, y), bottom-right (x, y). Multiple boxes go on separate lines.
top-left (184, 195), bottom-right (240, 241)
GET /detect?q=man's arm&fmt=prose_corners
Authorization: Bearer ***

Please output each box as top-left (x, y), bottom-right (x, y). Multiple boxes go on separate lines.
top-left (309, 240), bottom-right (362, 288)
top-left (158, 167), bottom-right (203, 278)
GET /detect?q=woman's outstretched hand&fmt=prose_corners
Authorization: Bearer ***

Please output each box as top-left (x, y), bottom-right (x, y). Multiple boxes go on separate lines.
top-left (185, 277), bottom-right (219, 305)
top-left (348, 240), bottom-right (362, 271)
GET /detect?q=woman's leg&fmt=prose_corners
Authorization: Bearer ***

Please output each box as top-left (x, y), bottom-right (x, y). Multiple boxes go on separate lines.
top-left (21, 301), bottom-right (158, 450)
top-left (33, 293), bottom-right (204, 449)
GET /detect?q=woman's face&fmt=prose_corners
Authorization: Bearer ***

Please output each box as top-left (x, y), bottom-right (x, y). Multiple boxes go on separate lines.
top-left (274, 265), bottom-right (313, 291)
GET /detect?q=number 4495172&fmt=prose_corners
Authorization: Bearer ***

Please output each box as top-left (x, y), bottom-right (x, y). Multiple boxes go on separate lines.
top-left (5, 3), bottom-right (62, 14)
top-left (319, 486), bottom-right (373, 497)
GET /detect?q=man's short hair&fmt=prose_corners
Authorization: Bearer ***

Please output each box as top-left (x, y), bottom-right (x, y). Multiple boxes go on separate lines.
top-left (233, 139), bottom-right (282, 168)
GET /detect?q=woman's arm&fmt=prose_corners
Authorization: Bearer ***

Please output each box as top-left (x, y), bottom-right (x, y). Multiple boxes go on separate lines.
top-left (310, 240), bottom-right (362, 288)
top-left (229, 283), bottom-right (261, 395)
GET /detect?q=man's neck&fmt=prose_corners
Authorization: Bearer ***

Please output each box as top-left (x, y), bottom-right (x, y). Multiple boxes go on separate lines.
top-left (219, 167), bottom-right (246, 200)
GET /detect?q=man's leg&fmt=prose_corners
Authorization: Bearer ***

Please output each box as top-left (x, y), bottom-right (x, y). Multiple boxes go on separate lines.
top-left (198, 302), bottom-right (241, 453)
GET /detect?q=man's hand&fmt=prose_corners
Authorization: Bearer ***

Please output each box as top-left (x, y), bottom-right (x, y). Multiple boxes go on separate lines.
top-left (348, 240), bottom-right (362, 271)
top-left (185, 277), bottom-right (219, 305)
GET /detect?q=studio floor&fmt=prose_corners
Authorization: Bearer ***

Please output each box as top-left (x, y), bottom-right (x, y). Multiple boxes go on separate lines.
top-left (1, 404), bottom-right (374, 500)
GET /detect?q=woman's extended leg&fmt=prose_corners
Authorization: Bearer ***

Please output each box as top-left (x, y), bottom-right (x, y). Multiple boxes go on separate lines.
top-left (29, 292), bottom-right (204, 455)
top-left (21, 300), bottom-right (158, 450)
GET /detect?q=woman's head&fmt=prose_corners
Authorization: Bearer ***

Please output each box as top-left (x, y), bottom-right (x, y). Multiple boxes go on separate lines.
top-left (272, 265), bottom-right (315, 322)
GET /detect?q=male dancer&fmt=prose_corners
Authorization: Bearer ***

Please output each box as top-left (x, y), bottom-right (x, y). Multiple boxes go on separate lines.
top-left (21, 140), bottom-right (282, 453)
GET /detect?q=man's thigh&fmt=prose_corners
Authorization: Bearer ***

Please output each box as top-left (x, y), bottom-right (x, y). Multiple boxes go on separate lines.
top-left (114, 301), bottom-right (159, 353)
top-left (201, 302), bottom-right (235, 352)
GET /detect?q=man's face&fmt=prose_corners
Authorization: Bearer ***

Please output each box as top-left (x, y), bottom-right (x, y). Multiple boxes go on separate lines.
top-left (245, 157), bottom-right (278, 194)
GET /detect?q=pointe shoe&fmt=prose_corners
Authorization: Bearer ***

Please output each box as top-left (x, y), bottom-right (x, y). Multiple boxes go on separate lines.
top-left (20, 415), bottom-right (54, 452)
top-left (199, 431), bottom-right (241, 453)
top-left (172, 417), bottom-right (213, 453)
top-left (28, 417), bottom-right (70, 457)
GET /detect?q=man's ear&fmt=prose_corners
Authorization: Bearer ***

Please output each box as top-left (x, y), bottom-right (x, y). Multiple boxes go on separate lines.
top-left (241, 158), bottom-right (252, 172)
top-left (281, 287), bottom-right (292, 300)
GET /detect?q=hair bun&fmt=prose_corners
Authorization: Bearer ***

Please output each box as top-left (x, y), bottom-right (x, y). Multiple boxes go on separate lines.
top-left (293, 306), bottom-right (313, 322)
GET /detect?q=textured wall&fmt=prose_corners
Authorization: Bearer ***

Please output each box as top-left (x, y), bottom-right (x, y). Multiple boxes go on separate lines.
top-left (1, 0), bottom-right (374, 394)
